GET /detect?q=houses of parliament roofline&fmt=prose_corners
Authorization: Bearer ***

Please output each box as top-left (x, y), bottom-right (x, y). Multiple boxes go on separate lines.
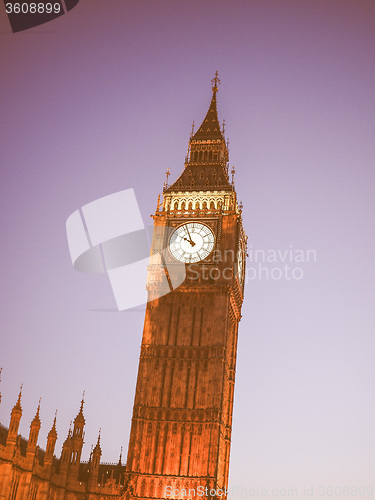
top-left (0, 376), bottom-right (126, 500)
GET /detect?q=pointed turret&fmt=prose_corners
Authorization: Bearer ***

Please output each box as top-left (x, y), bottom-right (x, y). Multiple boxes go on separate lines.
top-left (68, 395), bottom-right (86, 475)
top-left (27, 399), bottom-right (41, 455)
top-left (6, 385), bottom-right (23, 446)
top-left (165, 72), bottom-right (231, 194)
top-left (92, 430), bottom-right (101, 466)
top-left (118, 447), bottom-right (123, 467)
top-left (89, 430), bottom-right (102, 487)
top-left (73, 394), bottom-right (85, 435)
top-left (0, 368), bottom-right (2, 404)
top-left (191, 73), bottom-right (223, 141)
top-left (60, 422), bottom-right (73, 472)
top-left (45, 411), bottom-right (58, 464)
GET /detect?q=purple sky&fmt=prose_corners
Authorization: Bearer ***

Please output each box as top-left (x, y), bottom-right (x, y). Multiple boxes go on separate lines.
top-left (1, 0), bottom-right (375, 497)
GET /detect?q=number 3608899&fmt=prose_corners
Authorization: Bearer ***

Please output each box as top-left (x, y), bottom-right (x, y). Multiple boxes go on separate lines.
top-left (5, 3), bottom-right (61, 14)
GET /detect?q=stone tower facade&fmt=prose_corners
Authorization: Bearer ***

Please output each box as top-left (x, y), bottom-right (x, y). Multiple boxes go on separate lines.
top-left (124, 74), bottom-right (247, 500)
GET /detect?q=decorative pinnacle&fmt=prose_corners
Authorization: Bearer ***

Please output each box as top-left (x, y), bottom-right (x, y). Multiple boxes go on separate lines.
top-left (13, 383), bottom-right (23, 411)
top-left (231, 166), bottom-right (236, 185)
top-left (211, 71), bottom-right (220, 93)
top-left (190, 121), bottom-right (195, 138)
top-left (156, 193), bottom-right (160, 212)
top-left (93, 428), bottom-right (102, 453)
top-left (32, 398), bottom-right (41, 425)
top-left (164, 169), bottom-right (170, 190)
top-left (36, 397), bottom-right (41, 416)
top-left (48, 410), bottom-right (58, 439)
top-left (222, 119), bottom-right (226, 136)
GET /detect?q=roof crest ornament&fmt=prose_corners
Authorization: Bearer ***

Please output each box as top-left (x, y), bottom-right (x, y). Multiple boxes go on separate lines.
top-left (211, 71), bottom-right (220, 93)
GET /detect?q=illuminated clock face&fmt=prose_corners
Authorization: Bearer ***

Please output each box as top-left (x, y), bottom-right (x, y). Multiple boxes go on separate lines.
top-left (169, 222), bottom-right (215, 263)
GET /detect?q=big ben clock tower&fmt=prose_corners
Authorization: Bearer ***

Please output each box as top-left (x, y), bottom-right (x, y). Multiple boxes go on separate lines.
top-left (124, 73), bottom-right (247, 500)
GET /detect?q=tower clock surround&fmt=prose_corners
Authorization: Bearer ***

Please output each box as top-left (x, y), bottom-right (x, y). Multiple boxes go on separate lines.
top-left (124, 73), bottom-right (247, 500)
top-left (169, 222), bottom-right (215, 263)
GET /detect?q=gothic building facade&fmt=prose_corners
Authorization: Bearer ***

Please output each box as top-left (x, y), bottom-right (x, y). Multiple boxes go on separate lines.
top-left (0, 382), bottom-right (126, 500)
top-left (123, 74), bottom-right (246, 500)
top-left (0, 74), bottom-right (246, 500)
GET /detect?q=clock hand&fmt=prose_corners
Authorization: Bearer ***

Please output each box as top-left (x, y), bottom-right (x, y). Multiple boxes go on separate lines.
top-left (183, 237), bottom-right (196, 247)
top-left (185, 226), bottom-right (196, 247)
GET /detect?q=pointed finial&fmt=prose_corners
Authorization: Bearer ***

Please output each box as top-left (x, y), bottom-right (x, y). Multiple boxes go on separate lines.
top-left (13, 384), bottom-right (23, 410)
top-left (239, 201), bottom-right (243, 211)
top-left (36, 397), bottom-right (41, 416)
top-left (211, 71), bottom-right (220, 93)
top-left (47, 410), bottom-right (58, 439)
top-left (32, 398), bottom-right (41, 425)
top-left (231, 166), bottom-right (236, 185)
top-left (118, 446), bottom-right (123, 465)
top-left (78, 391), bottom-right (85, 412)
top-left (222, 119), bottom-right (226, 136)
top-left (93, 428), bottom-right (102, 454)
top-left (190, 121), bottom-right (195, 138)
top-left (164, 169), bottom-right (170, 190)
top-left (156, 193), bottom-right (160, 212)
